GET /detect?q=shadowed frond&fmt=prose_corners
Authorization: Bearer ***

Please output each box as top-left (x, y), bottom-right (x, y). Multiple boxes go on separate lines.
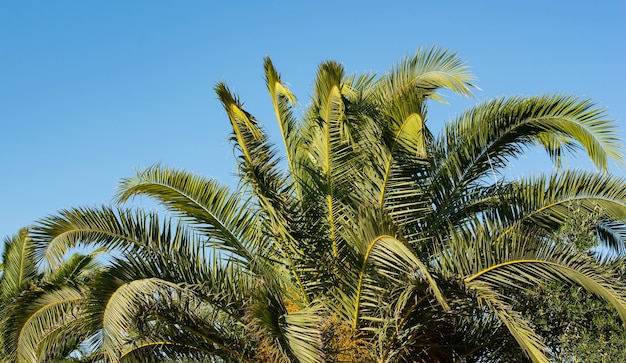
top-left (468, 281), bottom-right (549, 363)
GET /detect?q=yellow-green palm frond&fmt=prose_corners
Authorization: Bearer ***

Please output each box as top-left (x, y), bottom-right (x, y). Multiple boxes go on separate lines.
top-left (15, 287), bottom-right (84, 363)
top-left (491, 170), bottom-right (626, 250)
top-left (32, 207), bottom-right (163, 271)
top-left (264, 56), bottom-right (300, 182)
top-left (116, 166), bottom-right (261, 263)
top-left (433, 95), bottom-right (621, 195)
top-left (374, 46), bottom-right (477, 104)
top-left (0, 228), bottom-right (37, 301)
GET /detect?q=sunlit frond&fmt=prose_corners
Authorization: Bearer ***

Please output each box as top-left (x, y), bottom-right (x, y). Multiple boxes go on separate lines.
top-left (16, 287), bottom-right (83, 363)
top-left (0, 228), bottom-right (37, 300)
top-left (32, 207), bottom-right (159, 271)
top-left (116, 166), bottom-right (260, 262)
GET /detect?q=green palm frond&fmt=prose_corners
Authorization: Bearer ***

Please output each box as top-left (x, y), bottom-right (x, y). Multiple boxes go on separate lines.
top-left (118, 284), bottom-right (252, 363)
top-left (468, 280), bottom-right (549, 363)
top-left (491, 170), bottom-right (626, 247)
top-left (594, 219), bottom-right (626, 255)
top-left (264, 56), bottom-right (299, 182)
top-left (31, 206), bottom-right (161, 271)
top-left (116, 166), bottom-right (260, 262)
top-left (282, 304), bottom-right (324, 363)
top-left (47, 251), bottom-right (102, 288)
top-left (245, 283), bottom-right (313, 363)
top-left (302, 61), bottom-right (349, 259)
top-left (334, 207), bottom-right (448, 336)
top-left (433, 216), bottom-right (626, 362)
top-left (215, 82), bottom-right (289, 200)
top-left (374, 46), bottom-right (477, 103)
top-left (215, 82), bottom-right (309, 300)
top-left (462, 238), bottom-right (626, 322)
top-left (430, 95), bottom-right (622, 221)
top-left (0, 228), bottom-right (99, 362)
top-left (15, 287), bottom-right (83, 363)
top-left (0, 228), bottom-right (37, 301)
top-left (369, 88), bottom-right (433, 231)
top-left (99, 277), bottom-right (182, 361)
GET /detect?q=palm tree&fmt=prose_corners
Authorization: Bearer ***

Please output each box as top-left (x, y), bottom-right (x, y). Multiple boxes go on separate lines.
top-left (0, 228), bottom-right (101, 362)
top-left (27, 46), bottom-right (626, 362)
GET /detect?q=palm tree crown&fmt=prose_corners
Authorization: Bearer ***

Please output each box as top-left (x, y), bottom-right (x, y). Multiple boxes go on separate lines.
top-left (10, 46), bottom-right (626, 362)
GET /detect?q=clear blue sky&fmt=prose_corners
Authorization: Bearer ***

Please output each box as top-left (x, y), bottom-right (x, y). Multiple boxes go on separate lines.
top-left (1, 1), bottom-right (625, 241)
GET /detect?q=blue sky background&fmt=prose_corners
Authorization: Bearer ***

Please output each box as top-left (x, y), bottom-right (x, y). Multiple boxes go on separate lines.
top-left (1, 1), bottom-right (625, 241)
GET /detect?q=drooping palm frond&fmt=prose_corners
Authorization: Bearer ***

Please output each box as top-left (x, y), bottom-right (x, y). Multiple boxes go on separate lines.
top-left (468, 280), bottom-right (549, 363)
top-left (489, 170), bottom-right (626, 248)
top-left (281, 304), bottom-right (325, 363)
top-left (98, 276), bottom-right (184, 362)
top-left (31, 207), bottom-right (162, 271)
top-left (244, 282), bottom-right (324, 363)
top-left (594, 219), bottom-right (626, 255)
top-left (352, 233), bottom-right (448, 331)
top-left (432, 217), bottom-right (626, 362)
top-left (429, 95), bottom-right (622, 230)
top-left (14, 287), bottom-right (84, 363)
top-left (373, 46), bottom-right (477, 103)
top-left (116, 167), bottom-right (260, 263)
top-left (84, 254), bottom-right (254, 363)
top-left (0, 230), bottom-right (99, 363)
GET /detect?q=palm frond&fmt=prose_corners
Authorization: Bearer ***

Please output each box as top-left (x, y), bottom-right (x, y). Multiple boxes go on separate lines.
top-left (463, 241), bottom-right (626, 323)
top-left (115, 166), bottom-right (260, 262)
top-left (264, 56), bottom-right (300, 183)
top-left (430, 95), bottom-right (622, 223)
top-left (15, 287), bottom-right (84, 363)
top-left (0, 228), bottom-right (37, 301)
top-left (492, 170), bottom-right (626, 247)
top-left (99, 277), bottom-right (181, 362)
top-left (467, 280), bottom-right (549, 363)
top-left (374, 46), bottom-right (477, 103)
top-left (594, 219), bottom-right (626, 255)
top-left (31, 207), bottom-right (160, 271)
top-left (282, 304), bottom-right (325, 363)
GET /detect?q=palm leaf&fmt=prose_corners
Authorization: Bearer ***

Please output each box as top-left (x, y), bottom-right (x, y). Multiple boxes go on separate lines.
top-left (492, 170), bottom-right (626, 248)
top-left (32, 207), bottom-right (159, 271)
top-left (0, 228), bottom-right (37, 300)
top-left (115, 166), bottom-right (260, 262)
top-left (264, 56), bottom-right (300, 185)
top-left (15, 287), bottom-right (83, 363)
top-left (468, 280), bottom-right (549, 363)
top-left (430, 95), bottom-right (622, 226)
